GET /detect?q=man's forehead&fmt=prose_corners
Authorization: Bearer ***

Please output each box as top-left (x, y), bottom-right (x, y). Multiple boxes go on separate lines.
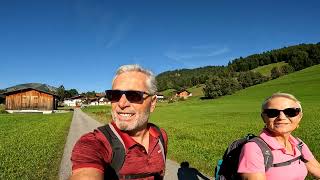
top-left (112, 71), bottom-right (148, 89)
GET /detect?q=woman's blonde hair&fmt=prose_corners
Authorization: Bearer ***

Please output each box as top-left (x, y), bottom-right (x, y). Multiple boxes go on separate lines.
top-left (261, 92), bottom-right (302, 112)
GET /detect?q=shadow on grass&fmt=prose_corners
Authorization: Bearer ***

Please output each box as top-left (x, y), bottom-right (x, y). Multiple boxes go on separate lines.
top-left (177, 161), bottom-right (210, 180)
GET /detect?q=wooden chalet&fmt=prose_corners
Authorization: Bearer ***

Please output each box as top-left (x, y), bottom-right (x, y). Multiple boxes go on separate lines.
top-left (3, 83), bottom-right (58, 113)
top-left (175, 90), bottom-right (192, 99)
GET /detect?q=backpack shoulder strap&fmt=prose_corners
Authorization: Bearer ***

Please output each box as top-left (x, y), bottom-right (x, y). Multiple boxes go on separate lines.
top-left (149, 123), bottom-right (167, 161)
top-left (295, 137), bottom-right (308, 163)
top-left (272, 137), bottom-right (308, 167)
top-left (249, 137), bottom-right (273, 171)
top-left (97, 123), bottom-right (126, 175)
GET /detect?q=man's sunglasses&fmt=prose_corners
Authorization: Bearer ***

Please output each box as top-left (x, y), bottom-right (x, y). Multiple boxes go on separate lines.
top-left (105, 90), bottom-right (153, 103)
top-left (263, 108), bottom-right (301, 118)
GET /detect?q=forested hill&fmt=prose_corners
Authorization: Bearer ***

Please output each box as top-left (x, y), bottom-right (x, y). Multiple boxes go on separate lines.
top-left (156, 43), bottom-right (320, 97)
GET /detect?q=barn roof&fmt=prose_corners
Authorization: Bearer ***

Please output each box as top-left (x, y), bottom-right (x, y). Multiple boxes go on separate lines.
top-left (3, 83), bottom-right (58, 96)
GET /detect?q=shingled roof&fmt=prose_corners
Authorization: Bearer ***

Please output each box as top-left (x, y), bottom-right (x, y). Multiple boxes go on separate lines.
top-left (3, 83), bottom-right (58, 96)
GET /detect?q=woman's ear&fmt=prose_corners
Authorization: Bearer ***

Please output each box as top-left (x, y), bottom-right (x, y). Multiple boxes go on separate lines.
top-left (261, 113), bottom-right (267, 123)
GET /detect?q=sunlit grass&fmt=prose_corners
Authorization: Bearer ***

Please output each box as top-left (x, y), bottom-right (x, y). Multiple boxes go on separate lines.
top-left (0, 113), bottom-right (72, 180)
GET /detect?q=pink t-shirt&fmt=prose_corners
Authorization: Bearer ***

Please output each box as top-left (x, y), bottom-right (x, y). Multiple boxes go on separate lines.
top-left (238, 129), bottom-right (315, 180)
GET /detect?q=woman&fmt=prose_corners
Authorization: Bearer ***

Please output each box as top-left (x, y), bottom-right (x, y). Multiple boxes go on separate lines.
top-left (238, 93), bottom-right (320, 180)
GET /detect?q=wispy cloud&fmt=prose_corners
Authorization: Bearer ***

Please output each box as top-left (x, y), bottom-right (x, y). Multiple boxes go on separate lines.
top-left (105, 18), bottom-right (132, 48)
top-left (165, 46), bottom-right (229, 61)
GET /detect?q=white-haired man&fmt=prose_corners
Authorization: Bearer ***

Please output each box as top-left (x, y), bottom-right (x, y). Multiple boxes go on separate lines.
top-left (71, 64), bottom-right (167, 180)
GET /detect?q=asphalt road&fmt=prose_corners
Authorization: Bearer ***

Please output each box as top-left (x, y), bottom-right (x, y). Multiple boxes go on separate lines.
top-left (58, 108), bottom-right (211, 180)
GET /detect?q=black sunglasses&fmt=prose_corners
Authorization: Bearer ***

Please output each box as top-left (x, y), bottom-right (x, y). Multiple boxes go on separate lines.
top-left (263, 108), bottom-right (301, 118)
top-left (105, 90), bottom-right (153, 103)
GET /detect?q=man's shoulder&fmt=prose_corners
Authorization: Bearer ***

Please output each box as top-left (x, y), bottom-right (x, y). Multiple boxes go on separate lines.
top-left (73, 129), bottom-right (113, 152)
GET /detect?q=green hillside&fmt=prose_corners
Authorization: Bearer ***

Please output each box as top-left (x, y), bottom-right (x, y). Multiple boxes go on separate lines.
top-left (251, 61), bottom-right (287, 76)
top-left (159, 88), bottom-right (176, 98)
top-left (187, 84), bottom-right (205, 97)
top-left (150, 64), bottom-right (320, 176)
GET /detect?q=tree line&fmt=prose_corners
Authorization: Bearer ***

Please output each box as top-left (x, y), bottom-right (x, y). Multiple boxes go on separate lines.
top-left (56, 85), bottom-right (102, 103)
top-left (156, 43), bottom-right (320, 99)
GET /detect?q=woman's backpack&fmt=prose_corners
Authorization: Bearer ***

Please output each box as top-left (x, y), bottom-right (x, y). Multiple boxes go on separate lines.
top-left (214, 134), bottom-right (306, 180)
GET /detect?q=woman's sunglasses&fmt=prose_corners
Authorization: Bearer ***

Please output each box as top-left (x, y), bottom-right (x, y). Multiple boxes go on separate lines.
top-left (105, 90), bottom-right (153, 103)
top-left (263, 108), bottom-right (301, 118)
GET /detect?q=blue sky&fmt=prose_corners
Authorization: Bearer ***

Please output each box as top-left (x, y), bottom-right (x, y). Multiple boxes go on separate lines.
top-left (1, 0), bottom-right (319, 93)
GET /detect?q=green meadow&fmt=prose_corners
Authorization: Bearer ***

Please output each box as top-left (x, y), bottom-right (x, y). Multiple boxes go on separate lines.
top-left (151, 64), bottom-right (320, 175)
top-left (82, 105), bottom-right (111, 124)
top-left (251, 61), bottom-right (287, 76)
top-left (0, 113), bottom-right (72, 180)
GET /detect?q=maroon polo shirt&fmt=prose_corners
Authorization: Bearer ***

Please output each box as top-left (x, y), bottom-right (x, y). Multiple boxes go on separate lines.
top-left (71, 122), bottom-right (168, 179)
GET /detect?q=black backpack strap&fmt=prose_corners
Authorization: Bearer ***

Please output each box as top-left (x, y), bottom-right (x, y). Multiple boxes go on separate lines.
top-left (272, 156), bottom-right (302, 167)
top-left (149, 123), bottom-right (167, 162)
top-left (296, 138), bottom-right (308, 163)
top-left (249, 137), bottom-right (273, 171)
top-left (272, 137), bottom-right (308, 168)
top-left (97, 123), bottom-right (126, 178)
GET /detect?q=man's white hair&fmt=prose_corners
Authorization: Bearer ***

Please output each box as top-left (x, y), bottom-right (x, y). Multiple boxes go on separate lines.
top-left (112, 64), bottom-right (157, 94)
top-left (261, 92), bottom-right (302, 112)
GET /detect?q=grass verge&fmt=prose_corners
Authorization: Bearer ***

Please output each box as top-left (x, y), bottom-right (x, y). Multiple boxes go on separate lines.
top-left (81, 105), bottom-right (111, 124)
top-left (0, 113), bottom-right (73, 180)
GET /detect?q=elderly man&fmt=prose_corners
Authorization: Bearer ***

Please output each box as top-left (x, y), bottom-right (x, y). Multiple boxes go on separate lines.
top-left (71, 64), bottom-right (167, 180)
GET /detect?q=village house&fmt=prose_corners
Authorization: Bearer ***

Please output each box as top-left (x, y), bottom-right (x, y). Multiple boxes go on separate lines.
top-left (63, 95), bottom-right (84, 107)
top-left (3, 83), bottom-right (58, 114)
top-left (175, 90), bottom-right (192, 99)
top-left (88, 93), bottom-right (110, 106)
top-left (156, 93), bottom-right (165, 101)
top-left (89, 97), bottom-right (110, 106)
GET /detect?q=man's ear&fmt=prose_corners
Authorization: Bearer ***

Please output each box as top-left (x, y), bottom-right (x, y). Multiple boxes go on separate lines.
top-left (150, 95), bottom-right (157, 112)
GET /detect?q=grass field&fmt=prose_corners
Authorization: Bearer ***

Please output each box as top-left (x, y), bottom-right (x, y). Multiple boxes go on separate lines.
top-left (0, 113), bottom-right (72, 180)
top-left (252, 61), bottom-right (287, 76)
top-left (82, 105), bottom-right (111, 124)
top-left (81, 64), bottom-right (320, 178)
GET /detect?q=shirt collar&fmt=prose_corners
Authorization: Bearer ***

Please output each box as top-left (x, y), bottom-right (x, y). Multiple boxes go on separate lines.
top-left (260, 128), bottom-right (299, 154)
top-left (110, 122), bottom-right (160, 149)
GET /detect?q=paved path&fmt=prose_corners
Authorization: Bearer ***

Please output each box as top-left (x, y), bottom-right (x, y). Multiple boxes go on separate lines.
top-left (59, 109), bottom-right (211, 180)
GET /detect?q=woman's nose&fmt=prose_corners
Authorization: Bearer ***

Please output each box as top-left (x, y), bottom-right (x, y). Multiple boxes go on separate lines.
top-left (278, 111), bottom-right (287, 119)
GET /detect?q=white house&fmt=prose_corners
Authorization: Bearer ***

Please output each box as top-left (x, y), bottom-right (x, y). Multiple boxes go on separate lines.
top-left (63, 95), bottom-right (83, 107)
top-left (89, 97), bottom-right (110, 106)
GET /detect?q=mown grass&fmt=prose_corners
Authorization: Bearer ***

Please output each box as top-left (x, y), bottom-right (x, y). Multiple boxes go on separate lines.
top-left (150, 64), bottom-right (320, 176)
top-left (82, 105), bottom-right (111, 124)
top-left (252, 61), bottom-right (287, 76)
top-left (0, 113), bottom-right (73, 180)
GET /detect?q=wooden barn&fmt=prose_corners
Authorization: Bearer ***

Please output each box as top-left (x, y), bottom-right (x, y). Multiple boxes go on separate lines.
top-left (3, 83), bottom-right (58, 113)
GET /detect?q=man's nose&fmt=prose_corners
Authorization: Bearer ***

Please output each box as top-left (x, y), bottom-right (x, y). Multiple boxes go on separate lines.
top-left (118, 94), bottom-right (130, 108)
